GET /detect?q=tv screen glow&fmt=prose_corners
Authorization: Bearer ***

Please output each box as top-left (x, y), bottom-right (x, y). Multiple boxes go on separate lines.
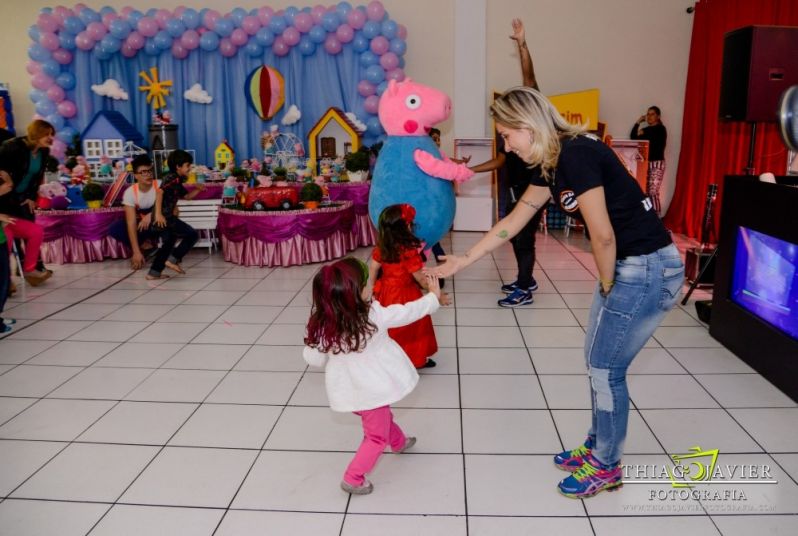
top-left (731, 227), bottom-right (798, 340)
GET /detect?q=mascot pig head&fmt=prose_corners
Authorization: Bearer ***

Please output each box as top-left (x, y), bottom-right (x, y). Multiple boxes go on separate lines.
top-left (378, 79), bottom-right (452, 136)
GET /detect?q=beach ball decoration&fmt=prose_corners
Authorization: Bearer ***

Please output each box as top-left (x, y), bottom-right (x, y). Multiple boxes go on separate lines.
top-left (245, 65), bottom-right (285, 120)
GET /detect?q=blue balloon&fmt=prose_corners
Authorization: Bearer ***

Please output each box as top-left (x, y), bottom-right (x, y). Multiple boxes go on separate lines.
top-left (284, 7), bottom-right (299, 25)
top-left (231, 7), bottom-right (248, 27)
top-left (128, 11), bottom-right (143, 26)
top-left (337, 2), bottom-right (353, 18)
top-left (309, 25), bottom-right (326, 44)
top-left (255, 27), bottom-right (274, 47)
top-left (199, 31), bottom-right (220, 51)
top-left (64, 16), bottom-right (85, 34)
top-left (36, 99), bottom-right (56, 116)
top-left (55, 72), bottom-right (76, 90)
top-left (41, 60), bottom-right (60, 78)
top-left (250, 8), bottom-right (259, 17)
top-left (108, 19), bottom-right (131, 39)
top-left (214, 18), bottom-right (233, 37)
top-left (146, 8), bottom-right (158, 18)
top-left (28, 44), bottom-right (50, 62)
top-left (79, 8), bottom-right (100, 24)
top-left (29, 88), bottom-right (46, 103)
top-left (144, 38), bottom-right (160, 56)
top-left (94, 46), bottom-right (112, 61)
top-left (101, 35), bottom-right (121, 54)
top-left (398, 57), bottom-right (405, 68)
top-left (100, 7), bottom-right (115, 16)
top-left (365, 64), bottom-right (385, 84)
top-left (154, 31), bottom-right (172, 51)
top-left (45, 113), bottom-right (64, 131)
top-left (366, 116), bottom-right (383, 135)
top-left (381, 20), bottom-right (398, 39)
top-left (298, 35), bottom-right (316, 56)
top-left (352, 32), bottom-right (369, 52)
top-left (362, 21), bottom-right (380, 39)
top-left (182, 8), bottom-right (200, 29)
top-left (28, 25), bottom-right (40, 42)
top-left (59, 32), bottom-right (76, 51)
top-left (390, 38), bottom-right (407, 56)
top-left (57, 126), bottom-right (77, 143)
top-left (268, 16), bottom-right (287, 34)
top-left (376, 81), bottom-right (388, 96)
top-left (40, 7), bottom-right (52, 14)
top-left (165, 19), bottom-right (185, 38)
top-left (359, 50), bottom-right (378, 67)
top-left (245, 41), bottom-right (263, 57)
top-left (321, 12), bottom-right (339, 32)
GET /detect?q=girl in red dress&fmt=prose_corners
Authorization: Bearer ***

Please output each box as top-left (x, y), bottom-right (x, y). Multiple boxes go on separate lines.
top-left (365, 204), bottom-right (449, 369)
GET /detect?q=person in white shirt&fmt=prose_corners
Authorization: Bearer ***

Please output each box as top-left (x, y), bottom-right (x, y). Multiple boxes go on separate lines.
top-left (303, 257), bottom-right (441, 495)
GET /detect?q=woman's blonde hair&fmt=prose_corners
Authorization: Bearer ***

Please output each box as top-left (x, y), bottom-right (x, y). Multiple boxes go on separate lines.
top-left (490, 87), bottom-right (585, 180)
top-left (25, 119), bottom-right (55, 150)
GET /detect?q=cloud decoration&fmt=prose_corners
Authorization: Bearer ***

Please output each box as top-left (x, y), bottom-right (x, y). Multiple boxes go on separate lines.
top-left (184, 83), bottom-right (213, 104)
top-left (281, 104), bottom-right (301, 126)
top-left (345, 112), bottom-right (367, 132)
top-left (91, 79), bottom-right (128, 100)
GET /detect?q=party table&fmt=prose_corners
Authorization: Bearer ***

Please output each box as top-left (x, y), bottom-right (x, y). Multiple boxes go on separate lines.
top-left (36, 207), bottom-right (129, 264)
top-left (217, 201), bottom-right (360, 267)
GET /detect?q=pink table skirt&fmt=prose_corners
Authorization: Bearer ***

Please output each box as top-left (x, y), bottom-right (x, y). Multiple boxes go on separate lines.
top-left (40, 236), bottom-right (130, 264)
top-left (35, 207), bottom-right (130, 264)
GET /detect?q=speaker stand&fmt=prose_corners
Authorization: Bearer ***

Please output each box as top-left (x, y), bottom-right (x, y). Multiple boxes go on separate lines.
top-left (681, 246), bottom-right (719, 306)
top-left (745, 122), bottom-right (758, 175)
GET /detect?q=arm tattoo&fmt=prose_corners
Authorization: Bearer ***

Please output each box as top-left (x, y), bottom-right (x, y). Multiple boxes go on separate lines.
top-left (497, 230), bottom-right (509, 240)
top-left (520, 199), bottom-right (542, 212)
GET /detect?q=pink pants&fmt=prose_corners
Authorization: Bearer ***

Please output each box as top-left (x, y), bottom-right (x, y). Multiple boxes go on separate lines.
top-left (343, 405), bottom-right (407, 486)
top-left (4, 219), bottom-right (44, 273)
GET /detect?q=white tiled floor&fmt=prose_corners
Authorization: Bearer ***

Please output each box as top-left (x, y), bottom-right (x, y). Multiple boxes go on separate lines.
top-left (1, 230), bottom-right (797, 535)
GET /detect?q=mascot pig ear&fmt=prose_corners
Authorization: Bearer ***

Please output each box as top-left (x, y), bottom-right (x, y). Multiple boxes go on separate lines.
top-left (387, 79), bottom-right (400, 96)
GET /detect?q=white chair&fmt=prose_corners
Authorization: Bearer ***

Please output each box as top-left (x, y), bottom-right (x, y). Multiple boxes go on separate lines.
top-left (176, 199), bottom-right (222, 253)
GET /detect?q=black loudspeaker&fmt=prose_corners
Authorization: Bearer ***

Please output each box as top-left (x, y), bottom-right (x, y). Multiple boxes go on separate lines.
top-left (719, 26), bottom-right (798, 122)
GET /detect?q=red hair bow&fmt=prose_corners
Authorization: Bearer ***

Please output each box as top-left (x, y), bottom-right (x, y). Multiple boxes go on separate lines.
top-left (400, 203), bottom-right (416, 224)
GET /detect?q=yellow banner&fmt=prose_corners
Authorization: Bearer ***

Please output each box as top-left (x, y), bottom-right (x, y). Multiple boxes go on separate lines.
top-left (548, 88), bottom-right (600, 129)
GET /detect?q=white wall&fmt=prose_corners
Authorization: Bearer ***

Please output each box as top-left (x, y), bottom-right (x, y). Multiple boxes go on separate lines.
top-left (0, 0), bottom-right (693, 209)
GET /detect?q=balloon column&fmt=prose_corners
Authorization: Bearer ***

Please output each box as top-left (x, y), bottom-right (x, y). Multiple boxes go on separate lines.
top-left (27, 2), bottom-right (408, 158)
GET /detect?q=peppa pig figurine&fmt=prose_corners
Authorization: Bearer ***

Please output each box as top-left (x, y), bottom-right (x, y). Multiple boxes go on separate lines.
top-left (368, 78), bottom-right (474, 248)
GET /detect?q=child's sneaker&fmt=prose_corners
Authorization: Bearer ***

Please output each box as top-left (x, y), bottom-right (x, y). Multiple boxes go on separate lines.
top-left (500, 278), bottom-right (538, 294)
top-left (341, 479), bottom-right (373, 495)
top-left (395, 436), bottom-right (416, 453)
top-left (557, 453), bottom-right (623, 499)
top-left (498, 288), bottom-right (534, 307)
top-left (554, 436), bottom-right (594, 472)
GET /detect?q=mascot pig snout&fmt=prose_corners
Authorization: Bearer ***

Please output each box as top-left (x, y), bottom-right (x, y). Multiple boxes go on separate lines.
top-left (378, 79), bottom-right (452, 137)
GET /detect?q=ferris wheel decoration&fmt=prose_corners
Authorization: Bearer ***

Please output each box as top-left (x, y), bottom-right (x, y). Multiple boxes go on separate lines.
top-left (261, 127), bottom-right (307, 170)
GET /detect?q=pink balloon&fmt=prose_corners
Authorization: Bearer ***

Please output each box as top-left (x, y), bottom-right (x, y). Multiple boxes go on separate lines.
top-left (203, 10), bottom-right (220, 30)
top-left (37, 13), bottom-right (59, 33)
top-left (257, 7), bottom-right (273, 26)
top-left (54, 6), bottom-right (73, 21)
top-left (219, 37), bottom-right (237, 57)
top-left (46, 84), bottom-right (65, 103)
top-left (174, 6), bottom-right (186, 17)
top-left (120, 6), bottom-right (134, 18)
top-left (26, 61), bottom-right (42, 75)
top-left (102, 13), bottom-right (117, 26)
top-left (75, 32), bottom-right (95, 51)
top-left (40, 32), bottom-right (60, 51)
top-left (387, 68), bottom-right (405, 82)
top-left (87, 21), bottom-right (107, 41)
top-left (121, 43), bottom-right (136, 57)
top-left (357, 80), bottom-right (376, 97)
top-left (311, 6), bottom-right (326, 24)
top-left (126, 31), bottom-right (145, 49)
top-left (370, 36), bottom-right (389, 55)
top-left (155, 9), bottom-right (172, 29)
top-left (364, 95), bottom-right (380, 114)
top-left (137, 17), bottom-right (158, 37)
top-left (31, 73), bottom-right (54, 90)
top-left (397, 24), bottom-right (408, 40)
top-left (336, 24), bottom-right (354, 43)
top-left (52, 48), bottom-right (73, 65)
top-left (272, 36), bottom-right (289, 56)
top-left (294, 12), bottom-right (313, 33)
top-left (180, 29), bottom-right (200, 50)
top-left (230, 28), bottom-right (248, 46)
top-left (366, 1), bottom-right (385, 22)
top-left (171, 41), bottom-right (188, 59)
top-left (74, 4), bottom-right (87, 14)
top-left (379, 51), bottom-right (399, 70)
top-left (51, 139), bottom-right (66, 158)
top-left (324, 35), bottom-right (342, 55)
top-left (57, 100), bottom-right (77, 118)
top-left (347, 9), bottom-right (366, 30)
top-left (242, 15), bottom-right (260, 35)
top-left (282, 27), bottom-right (300, 46)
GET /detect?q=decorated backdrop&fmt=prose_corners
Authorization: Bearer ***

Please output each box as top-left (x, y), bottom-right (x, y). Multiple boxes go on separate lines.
top-left (26, 2), bottom-right (408, 164)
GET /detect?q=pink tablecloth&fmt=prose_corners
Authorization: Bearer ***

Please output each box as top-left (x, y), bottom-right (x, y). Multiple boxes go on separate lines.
top-left (218, 202), bottom-right (360, 267)
top-left (35, 207), bottom-right (130, 264)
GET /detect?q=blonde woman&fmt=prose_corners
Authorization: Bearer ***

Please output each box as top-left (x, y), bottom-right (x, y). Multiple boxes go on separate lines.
top-left (432, 87), bottom-right (684, 498)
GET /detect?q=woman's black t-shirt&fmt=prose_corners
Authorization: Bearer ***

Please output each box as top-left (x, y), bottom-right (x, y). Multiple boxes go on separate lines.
top-left (530, 134), bottom-right (671, 259)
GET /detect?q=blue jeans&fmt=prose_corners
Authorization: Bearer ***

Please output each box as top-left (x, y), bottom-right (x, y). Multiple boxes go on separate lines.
top-left (584, 243), bottom-right (684, 467)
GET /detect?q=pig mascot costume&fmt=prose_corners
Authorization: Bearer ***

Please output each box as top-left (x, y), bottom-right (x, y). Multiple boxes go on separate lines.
top-left (368, 79), bottom-right (474, 247)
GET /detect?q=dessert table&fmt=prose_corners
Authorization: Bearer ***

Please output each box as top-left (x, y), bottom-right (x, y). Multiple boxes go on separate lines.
top-left (36, 207), bottom-right (129, 264)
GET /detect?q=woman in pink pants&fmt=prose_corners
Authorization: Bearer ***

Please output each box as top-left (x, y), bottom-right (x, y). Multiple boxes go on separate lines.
top-left (303, 257), bottom-right (442, 495)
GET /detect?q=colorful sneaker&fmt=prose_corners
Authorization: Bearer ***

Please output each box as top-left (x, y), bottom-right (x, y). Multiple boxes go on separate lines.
top-left (554, 436), bottom-right (594, 472)
top-left (500, 278), bottom-right (539, 294)
top-left (498, 288), bottom-right (534, 307)
top-left (557, 453), bottom-right (623, 499)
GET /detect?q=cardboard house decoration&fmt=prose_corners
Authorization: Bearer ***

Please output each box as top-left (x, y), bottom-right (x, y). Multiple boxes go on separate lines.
top-left (307, 107), bottom-right (363, 170)
top-left (214, 140), bottom-right (235, 170)
top-left (81, 111), bottom-right (144, 176)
